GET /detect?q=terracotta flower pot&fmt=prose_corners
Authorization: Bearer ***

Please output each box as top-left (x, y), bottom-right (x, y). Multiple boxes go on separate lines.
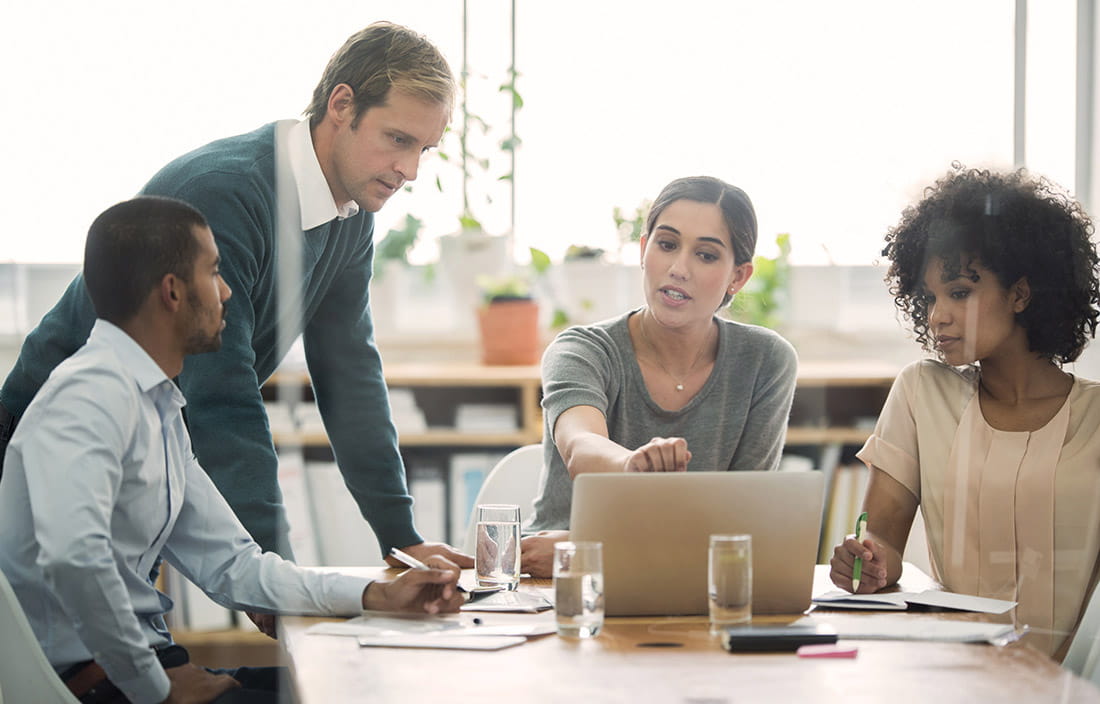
top-left (477, 298), bottom-right (541, 365)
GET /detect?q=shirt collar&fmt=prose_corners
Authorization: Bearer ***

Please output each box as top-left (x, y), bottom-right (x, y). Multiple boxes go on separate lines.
top-left (89, 319), bottom-right (185, 405)
top-left (286, 119), bottom-right (360, 231)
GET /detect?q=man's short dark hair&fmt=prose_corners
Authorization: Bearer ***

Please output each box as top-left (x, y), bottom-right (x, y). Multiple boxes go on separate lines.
top-left (84, 196), bottom-right (208, 325)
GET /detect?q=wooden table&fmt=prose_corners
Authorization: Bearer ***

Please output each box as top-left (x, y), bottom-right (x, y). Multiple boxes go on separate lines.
top-left (278, 566), bottom-right (1100, 703)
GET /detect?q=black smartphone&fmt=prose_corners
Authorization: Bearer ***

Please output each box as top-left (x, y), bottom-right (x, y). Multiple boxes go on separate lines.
top-left (722, 624), bottom-right (838, 652)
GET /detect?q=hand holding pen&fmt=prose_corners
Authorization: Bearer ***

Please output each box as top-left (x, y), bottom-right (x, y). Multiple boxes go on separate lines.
top-left (828, 511), bottom-right (888, 593)
top-left (362, 549), bottom-right (464, 613)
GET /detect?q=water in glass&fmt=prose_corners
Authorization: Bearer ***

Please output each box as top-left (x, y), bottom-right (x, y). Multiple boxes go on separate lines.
top-left (476, 520), bottom-right (520, 589)
top-left (555, 571), bottom-right (604, 638)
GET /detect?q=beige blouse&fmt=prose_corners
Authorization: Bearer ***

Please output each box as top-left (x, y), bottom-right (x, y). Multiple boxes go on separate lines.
top-left (857, 360), bottom-right (1100, 655)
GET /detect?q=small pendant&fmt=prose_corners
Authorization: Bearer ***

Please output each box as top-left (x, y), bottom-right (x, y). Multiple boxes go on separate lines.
top-left (675, 383), bottom-right (684, 392)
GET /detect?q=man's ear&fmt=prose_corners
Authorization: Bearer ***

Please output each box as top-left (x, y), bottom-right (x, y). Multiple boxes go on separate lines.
top-left (160, 273), bottom-right (183, 312)
top-left (326, 83), bottom-right (356, 126)
top-left (1011, 276), bottom-right (1031, 313)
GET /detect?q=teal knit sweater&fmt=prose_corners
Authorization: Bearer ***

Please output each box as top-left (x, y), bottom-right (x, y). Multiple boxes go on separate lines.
top-left (1, 122), bottom-right (420, 557)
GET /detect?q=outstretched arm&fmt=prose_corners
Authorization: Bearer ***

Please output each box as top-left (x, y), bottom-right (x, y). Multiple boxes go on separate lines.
top-left (554, 405), bottom-right (691, 477)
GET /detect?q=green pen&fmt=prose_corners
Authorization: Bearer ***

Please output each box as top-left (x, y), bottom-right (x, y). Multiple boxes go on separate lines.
top-left (852, 512), bottom-right (868, 592)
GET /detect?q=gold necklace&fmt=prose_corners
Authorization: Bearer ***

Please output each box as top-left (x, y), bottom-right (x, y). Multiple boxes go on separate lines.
top-left (637, 312), bottom-right (714, 392)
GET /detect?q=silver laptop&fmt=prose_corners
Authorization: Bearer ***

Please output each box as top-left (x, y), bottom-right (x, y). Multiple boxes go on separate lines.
top-left (569, 471), bottom-right (825, 617)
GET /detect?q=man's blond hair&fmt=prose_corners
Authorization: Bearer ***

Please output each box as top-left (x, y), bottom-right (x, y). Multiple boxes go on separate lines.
top-left (307, 21), bottom-right (455, 128)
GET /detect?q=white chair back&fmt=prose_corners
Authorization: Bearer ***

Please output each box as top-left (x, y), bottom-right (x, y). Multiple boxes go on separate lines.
top-left (0, 568), bottom-right (80, 703)
top-left (463, 444), bottom-right (544, 553)
top-left (1065, 579), bottom-right (1100, 685)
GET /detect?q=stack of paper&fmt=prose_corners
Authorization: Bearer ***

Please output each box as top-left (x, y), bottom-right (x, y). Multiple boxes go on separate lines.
top-left (307, 613), bottom-right (555, 651)
top-left (795, 614), bottom-right (1020, 644)
top-left (812, 589), bottom-right (1016, 614)
top-left (388, 388), bottom-right (427, 434)
top-left (454, 403), bottom-right (518, 432)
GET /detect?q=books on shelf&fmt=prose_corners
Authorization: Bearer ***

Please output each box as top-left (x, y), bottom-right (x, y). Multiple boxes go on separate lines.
top-left (409, 464), bottom-right (447, 543)
top-left (389, 388), bottom-right (428, 435)
top-left (454, 403), bottom-right (518, 433)
top-left (277, 448), bottom-right (321, 565)
top-left (306, 460), bottom-right (383, 565)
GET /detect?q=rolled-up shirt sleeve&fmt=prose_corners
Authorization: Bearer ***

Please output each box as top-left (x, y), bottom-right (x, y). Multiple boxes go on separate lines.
top-left (856, 363), bottom-right (922, 500)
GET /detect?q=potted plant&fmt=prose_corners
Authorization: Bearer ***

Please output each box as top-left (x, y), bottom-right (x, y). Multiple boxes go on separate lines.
top-left (727, 232), bottom-right (791, 330)
top-left (476, 273), bottom-right (541, 365)
top-left (370, 214), bottom-right (423, 334)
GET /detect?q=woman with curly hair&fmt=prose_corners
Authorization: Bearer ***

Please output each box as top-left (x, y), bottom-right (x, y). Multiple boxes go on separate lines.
top-left (829, 165), bottom-right (1100, 658)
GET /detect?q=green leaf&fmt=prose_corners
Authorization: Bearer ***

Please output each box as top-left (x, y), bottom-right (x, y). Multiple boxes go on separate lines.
top-left (459, 215), bottom-right (483, 231)
top-left (529, 247), bottom-right (551, 275)
top-left (551, 309), bottom-right (570, 328)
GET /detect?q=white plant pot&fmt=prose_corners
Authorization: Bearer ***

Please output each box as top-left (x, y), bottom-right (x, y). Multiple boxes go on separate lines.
top-left (438, 230), bottom-right (512, 332)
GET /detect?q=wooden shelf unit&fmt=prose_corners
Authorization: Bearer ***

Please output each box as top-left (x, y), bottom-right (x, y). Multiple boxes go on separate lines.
top-left (267, 360), bottom-right (898, 451)
top-left (267, 363), bottom-right (544, 448)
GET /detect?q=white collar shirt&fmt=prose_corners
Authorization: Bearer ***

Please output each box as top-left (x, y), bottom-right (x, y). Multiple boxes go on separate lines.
top-left (0, 320), bottom-right (368, 704)
top-left (286, 118), bottom-right (359, 230)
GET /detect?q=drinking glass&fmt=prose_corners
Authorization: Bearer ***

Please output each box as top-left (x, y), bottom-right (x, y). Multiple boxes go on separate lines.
top-left (553, 541), bottom-right (604, 638)
top-left (709, 534), bottom-right (752, 633)
top-left (475, 504), bottom-right (521, 590)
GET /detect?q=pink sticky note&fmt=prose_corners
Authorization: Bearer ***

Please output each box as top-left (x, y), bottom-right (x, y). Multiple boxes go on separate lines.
top-left (797, 644), bottom-right (858, 659)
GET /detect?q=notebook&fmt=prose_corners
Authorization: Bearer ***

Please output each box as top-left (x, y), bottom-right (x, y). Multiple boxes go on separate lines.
top-left (569, 471), bottom-right (825, 616)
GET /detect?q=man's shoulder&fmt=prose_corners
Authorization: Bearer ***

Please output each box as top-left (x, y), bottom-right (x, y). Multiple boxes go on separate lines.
top-left (24, 340), bottom-right (136, 423)
top-left (142, 123), bottom-right (278, 202)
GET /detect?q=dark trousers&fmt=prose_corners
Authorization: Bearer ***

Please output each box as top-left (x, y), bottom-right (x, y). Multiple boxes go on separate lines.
top-left (62, 644), bottom-right (285, 704)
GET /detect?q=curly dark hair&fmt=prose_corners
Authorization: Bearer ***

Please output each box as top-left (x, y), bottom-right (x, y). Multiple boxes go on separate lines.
top-left (882, 165), bottom-right (1100, 364)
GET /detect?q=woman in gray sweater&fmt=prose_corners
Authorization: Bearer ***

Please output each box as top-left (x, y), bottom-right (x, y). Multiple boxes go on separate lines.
top-left (521, 176), bottom-right (798, 577)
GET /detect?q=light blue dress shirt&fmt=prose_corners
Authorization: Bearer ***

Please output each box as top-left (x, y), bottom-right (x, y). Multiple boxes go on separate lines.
top-left (0, 320), bottom-right (370, 704)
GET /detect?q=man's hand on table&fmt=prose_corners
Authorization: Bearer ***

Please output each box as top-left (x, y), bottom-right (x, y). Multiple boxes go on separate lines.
top-left (384, 540), bottom-right (474, 569)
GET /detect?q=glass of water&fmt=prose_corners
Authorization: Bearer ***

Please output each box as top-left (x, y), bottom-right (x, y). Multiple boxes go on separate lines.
top-left (708, 534), bottom-right (752, 633)
top-left (475, 504), bottom-right (521, 590)
top-left (553, 541), bottom-right (604, 638)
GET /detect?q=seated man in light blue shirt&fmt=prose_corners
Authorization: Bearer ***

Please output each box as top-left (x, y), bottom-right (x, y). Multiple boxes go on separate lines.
top-left (0, 196), bottom-right (463, 704)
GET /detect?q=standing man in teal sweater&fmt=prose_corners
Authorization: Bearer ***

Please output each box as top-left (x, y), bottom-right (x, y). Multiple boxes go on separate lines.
top-left (0, 22), bottom-right (471, 585)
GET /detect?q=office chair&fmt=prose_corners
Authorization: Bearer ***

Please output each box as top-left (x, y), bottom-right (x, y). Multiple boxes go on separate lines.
top-left (462, 444), bottom-right (544, 553)
top-left (0, 568), bottom-right (80, 703)
top-left (1065, 579), bottom-right (1100, 686)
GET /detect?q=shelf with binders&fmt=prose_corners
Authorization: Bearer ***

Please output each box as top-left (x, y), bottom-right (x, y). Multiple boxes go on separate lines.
top-left (785, 361), bottom-right (899, 562)
top-left (264, 362), bottom-right (544, 449)
top-left (263, 362), bottom-right (545, 552)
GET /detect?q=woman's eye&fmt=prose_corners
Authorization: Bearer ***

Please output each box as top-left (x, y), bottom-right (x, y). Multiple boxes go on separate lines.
top-left (658, 240), bottom-right (676, 251)
top-left (698, 251), bottom-right (718, 263)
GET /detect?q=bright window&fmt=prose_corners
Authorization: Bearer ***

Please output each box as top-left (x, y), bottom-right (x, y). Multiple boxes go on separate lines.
top-left (0, 1), bottom-right (1077, 267)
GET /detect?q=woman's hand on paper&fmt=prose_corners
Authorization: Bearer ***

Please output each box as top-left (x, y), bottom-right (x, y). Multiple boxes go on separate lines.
top-left (624, 437), bottom-right (691, 472)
